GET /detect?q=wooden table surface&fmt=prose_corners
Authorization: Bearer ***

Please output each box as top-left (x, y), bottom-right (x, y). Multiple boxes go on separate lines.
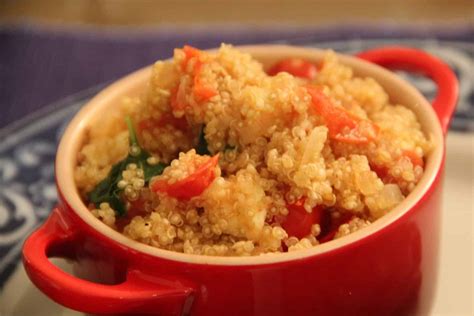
top-left (1, 0), bottom-right (473, 26)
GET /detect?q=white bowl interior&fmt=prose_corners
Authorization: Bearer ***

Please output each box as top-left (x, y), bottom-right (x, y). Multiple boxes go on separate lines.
top-left (56, 45), bottom-right (444, 265)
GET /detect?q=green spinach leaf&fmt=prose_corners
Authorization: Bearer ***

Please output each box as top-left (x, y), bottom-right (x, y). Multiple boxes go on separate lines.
top-left (88, 116), bottom-right (167, 216)
top-left (196, 125), bottom-right (211, 155)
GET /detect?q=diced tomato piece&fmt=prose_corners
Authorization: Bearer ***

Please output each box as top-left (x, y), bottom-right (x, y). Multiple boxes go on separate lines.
top-left (160, 114), bottom-right (189, 131)
top-left (194, 83), bottom-right (218, 101)
top-left (306, 86), bottom-right (378, 144)
top-left (192, 60), bottom-right (218, 101)
top-left (318, 231), bottom-right (336, 243)
top-left (282, 199), bottom-right (324, 239)
top-left (370, 151), bottom-right (423, 184)
top-left (178, 46), bottom-right (217, 104)
top-left (268, 58), bottom-right (319, 80)
top-left (151, 154), bottom-right (219, 200)
top-left (402, 150), bottom-right (424, 168)
top-left (369, 162), bottom-right (394, 184)
top-left (138, 119), bottom-right (154, 132)
top-left (191, 59), bottom-right (203, 77)
top-left (318, 212), bottom-right (353, 243)
top-left (182, 45), bottom-right (202, 69)
top-left (318, 229), bottom-right (338, 243)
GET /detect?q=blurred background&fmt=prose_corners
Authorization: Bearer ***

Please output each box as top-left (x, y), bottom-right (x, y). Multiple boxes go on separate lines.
top-left (0, 0), bottom-right (473, 127)
top-left (0, 1), bottom-right (473, 315)
top-left (1, 0), bottom-right (472, 26)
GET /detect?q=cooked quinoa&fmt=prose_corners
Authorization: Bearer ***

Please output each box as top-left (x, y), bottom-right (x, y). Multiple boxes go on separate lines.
top-left (75, 44), bottom-right (432, 256)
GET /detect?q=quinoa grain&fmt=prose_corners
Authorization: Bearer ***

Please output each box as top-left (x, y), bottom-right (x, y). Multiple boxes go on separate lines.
top-left (77, 45), bottom-right (431, 256)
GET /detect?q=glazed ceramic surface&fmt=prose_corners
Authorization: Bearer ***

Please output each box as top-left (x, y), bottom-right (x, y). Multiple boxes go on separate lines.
top-left (23, 45), bottom-right (458, 316)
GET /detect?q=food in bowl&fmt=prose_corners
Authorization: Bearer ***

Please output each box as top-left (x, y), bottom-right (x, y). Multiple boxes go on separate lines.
top-left (75, 44), bottom-right (432, 256)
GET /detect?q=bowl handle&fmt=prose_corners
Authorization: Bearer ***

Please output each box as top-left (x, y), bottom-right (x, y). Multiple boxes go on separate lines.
top-left (22, 208), bottom-right (194, 315)
top-left (356, 46), bottom-right (459, 135)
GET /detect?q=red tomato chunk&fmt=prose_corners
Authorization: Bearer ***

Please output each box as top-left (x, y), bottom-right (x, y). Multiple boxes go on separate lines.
top-left (282, 199), bottom-right (323, 239)
top-left (268, 58), bottom-right (319, 80)
top-left (151, 154), bottom-right (219, 200)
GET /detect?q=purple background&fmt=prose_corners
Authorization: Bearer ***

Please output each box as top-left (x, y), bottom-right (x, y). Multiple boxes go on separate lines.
top-left (1, 24), bottom-right (473, 128)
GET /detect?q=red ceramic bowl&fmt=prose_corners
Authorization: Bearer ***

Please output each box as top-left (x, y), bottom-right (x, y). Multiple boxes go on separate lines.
top-left (22, 45), bottom-right (458, 316)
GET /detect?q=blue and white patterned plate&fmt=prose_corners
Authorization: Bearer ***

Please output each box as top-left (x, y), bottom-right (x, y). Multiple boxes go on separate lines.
top-left (0, 38), bottom-right (472, 316)
top-left (0, 87), bottom-right (100, 285)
